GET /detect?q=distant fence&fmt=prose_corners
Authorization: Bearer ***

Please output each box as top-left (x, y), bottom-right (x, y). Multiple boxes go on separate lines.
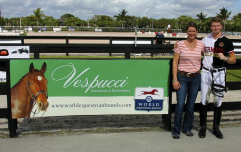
top-left (223, 31), bottom-right (241, 36)
top-left (0, 26), bottom-right (183, 33)
top-left (2, 26), bottom-right (241, 34)
top-left (0, 35), bottom-right (240, 54)
top-left (0, 36), bottom-right (241, 137)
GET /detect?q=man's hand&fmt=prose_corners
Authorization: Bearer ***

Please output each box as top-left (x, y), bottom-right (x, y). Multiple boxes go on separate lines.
top-left (174, 40), bottom-right (179, 48)
top-left (218, 53), bottom-right (228, 61)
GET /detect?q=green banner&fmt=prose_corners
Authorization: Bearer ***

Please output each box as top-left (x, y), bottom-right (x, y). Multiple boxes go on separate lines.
top-left (10, 59), bottom-right (170, 97)
top-left (10, 59), bottom-right (170, 117)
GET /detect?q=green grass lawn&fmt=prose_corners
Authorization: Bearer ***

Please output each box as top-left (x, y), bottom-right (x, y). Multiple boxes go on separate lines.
top-left (226, 70), bottom-right (241, 82)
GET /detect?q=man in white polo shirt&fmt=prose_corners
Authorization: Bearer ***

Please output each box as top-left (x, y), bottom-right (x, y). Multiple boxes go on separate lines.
top-left (199, 17), bottom-right (236, 139)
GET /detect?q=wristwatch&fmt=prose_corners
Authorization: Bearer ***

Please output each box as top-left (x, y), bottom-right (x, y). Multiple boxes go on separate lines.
top-left (224, 56), bottom-right (229, 62)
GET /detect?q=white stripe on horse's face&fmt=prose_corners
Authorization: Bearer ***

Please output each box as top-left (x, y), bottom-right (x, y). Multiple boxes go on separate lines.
top-left (38, 76), bottom-right (42, 81)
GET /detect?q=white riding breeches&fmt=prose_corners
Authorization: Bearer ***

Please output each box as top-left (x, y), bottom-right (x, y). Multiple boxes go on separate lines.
top-left (201, 68), bottom-right (226, 107)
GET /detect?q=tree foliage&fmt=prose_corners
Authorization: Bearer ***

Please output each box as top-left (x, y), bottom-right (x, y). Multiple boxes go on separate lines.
top-left (59, 13), bottom-right (75, 26)
top-left (176, 15), bottom-right (195, 31)
top-left (23, 15), bottom-right (36, 26)
top-left (0, 17), bottom-right (5, 26)
top-left (64, 17), bottom-right (86, 26)
top-left (43, 16), bottom-right (59, 26)
top-left (60, 13), bottom-right (75, 19)
top-left (1, 7), bottom-right (241, 32)
top-left (91, 15), bottom-right (115, 27)
top-left (8, 17), bottom-right (20, 26)
top-left (216, 7), bottom-right (232, 31)
top-left (114, 9), bottom-right (128, 28)
top-left (196, 12), bottom-right (207, 31)
top-left (232, 13), bottom-right (241, 20)
top-left (33, 8), bottom-right (45, 26)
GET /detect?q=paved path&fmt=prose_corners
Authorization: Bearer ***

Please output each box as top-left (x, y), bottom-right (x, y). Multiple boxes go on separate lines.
top-left (1, 127), bottom-right (241, 152)
top-left (1, 90), bottom-right (241, 137)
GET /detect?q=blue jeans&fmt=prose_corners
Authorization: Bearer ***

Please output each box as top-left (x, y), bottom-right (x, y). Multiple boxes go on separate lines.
top-left (173, 72), bottom-right (201, 135)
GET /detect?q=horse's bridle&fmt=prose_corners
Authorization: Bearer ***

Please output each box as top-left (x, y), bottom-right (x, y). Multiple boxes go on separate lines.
top-left (27, 73), bottom-right (48, 101)
top-left (27, 73), bottom-right (48, 117)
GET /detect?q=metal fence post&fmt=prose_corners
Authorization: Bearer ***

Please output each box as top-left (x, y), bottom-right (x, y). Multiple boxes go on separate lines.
top-left (6, 59), bottom-right (18, 137)
top-left (151, 37), bottom-right (154, 57)
top-left (33, 47), bottom-right (40, 59)
top-left (125, 48), bottom-right (130, 59)
top-left (66, 36), bottom-right (69, 56)
top-left (21, 36), bottom-right (24, 44)
top-left (109, 37), bottom-right (112, 57)
top-left (163, 59), bottom-right (172, 131)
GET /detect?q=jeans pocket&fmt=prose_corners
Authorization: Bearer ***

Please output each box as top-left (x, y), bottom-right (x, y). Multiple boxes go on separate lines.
top-left (177, 72), bottom-right (187, 81)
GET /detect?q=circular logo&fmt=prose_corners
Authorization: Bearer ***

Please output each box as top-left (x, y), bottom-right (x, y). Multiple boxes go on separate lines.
top-left (146, 96), bottom-right (153, 102)
top-left (219, 42), bottom-right (224, 47)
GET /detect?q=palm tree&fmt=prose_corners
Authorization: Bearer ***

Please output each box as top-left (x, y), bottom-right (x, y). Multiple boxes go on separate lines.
top-left (33, 8), bottom-right (45, 26)
top-left (196, 12), bottom-right (207, 31)
top-left (114, 9), bottom-right (128, 28)
top-left (216, 7), bottom-right (231, 31)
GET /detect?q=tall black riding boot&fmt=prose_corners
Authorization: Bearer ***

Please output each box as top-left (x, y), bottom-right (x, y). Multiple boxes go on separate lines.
top-left (198, 103), bottom-right (207, 138)
top-left (213, 106), bottom-right (223, 139)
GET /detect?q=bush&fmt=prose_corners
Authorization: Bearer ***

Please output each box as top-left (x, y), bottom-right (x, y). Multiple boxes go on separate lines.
top-left (19, 30), bottom-right (27, 36)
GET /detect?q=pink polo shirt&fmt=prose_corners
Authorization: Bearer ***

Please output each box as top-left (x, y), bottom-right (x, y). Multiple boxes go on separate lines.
top-left (173, 40), bottom-right (204, 73)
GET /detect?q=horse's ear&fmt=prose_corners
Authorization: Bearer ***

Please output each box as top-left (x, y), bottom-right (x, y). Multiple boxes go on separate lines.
top-left (29, 63), bottom-right (34, 73)
top-left (41, 62), bottom-right (47, 73)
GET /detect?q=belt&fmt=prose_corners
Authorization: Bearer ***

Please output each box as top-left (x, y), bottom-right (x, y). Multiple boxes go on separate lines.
top-left (178, 71), bottom-right (199, 77)
top-left (202, 67), bottom-right (225, 72)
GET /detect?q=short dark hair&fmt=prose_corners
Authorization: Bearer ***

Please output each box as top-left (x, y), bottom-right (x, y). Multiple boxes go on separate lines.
top-left (210, 17), bottom-right (222, 26)
top-left (186, 22), bottom-right (197, 31)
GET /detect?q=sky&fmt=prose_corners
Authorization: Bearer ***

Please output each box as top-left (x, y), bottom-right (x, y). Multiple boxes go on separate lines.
top-left (0, 0), bottom-right (240, 20)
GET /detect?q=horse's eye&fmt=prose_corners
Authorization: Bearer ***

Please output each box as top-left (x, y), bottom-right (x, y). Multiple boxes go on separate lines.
top-left (30, 81), bottom-right (34, 85)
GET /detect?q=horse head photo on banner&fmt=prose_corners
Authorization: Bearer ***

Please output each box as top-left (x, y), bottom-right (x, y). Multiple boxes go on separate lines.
top-left (11, 62), bottom-right (49, 118)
